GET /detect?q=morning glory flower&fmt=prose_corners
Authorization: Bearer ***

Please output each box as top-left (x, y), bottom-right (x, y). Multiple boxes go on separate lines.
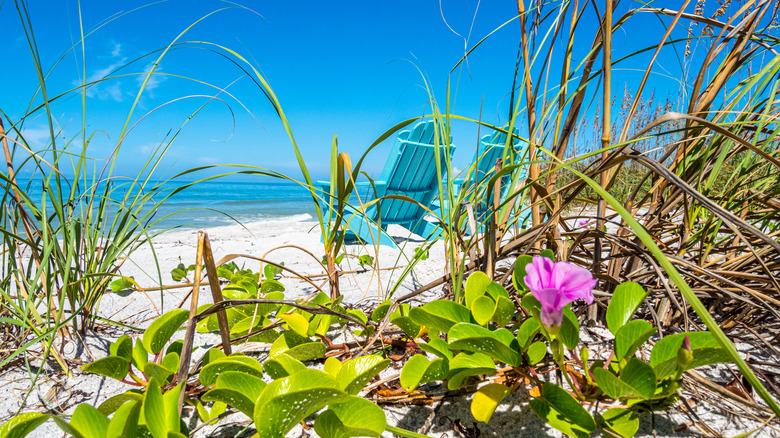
top-left (524, 256), bottom-right (597, 329)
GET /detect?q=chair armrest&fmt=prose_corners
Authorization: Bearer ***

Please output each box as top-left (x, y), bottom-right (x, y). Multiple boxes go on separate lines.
top-left (353, 180), bottom-right (387, 198)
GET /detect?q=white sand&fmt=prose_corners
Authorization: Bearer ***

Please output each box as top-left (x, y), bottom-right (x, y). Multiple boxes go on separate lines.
top-left (0, 217), bottom-right (773, 437)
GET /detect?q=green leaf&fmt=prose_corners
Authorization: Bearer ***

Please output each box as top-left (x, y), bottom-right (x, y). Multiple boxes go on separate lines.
top-left (390, 314), bottom-right (424, 339)
top-left (540, 249), bottom-right (555, 260)
top-left (470, 295), bottom-right (495, 326)
top-left (199, 354), bottom-right (264, 386)
top-left (0, 412), bottom-right (50, 438)
top-left (324, 357), bottom-right (343, 378)
top-left (346, 309), bottom-right (368, 324)
top-left (203, 371), bottom-right (267, 417)
top-left (650, 332), bottom-right (730, 379)
top-left (592, 358), bottom-right (656, 399)
top-left (512, 255), bottom-right (533, 292)
top-left (280, 313), bottom-right (310, 338)
top-left (615, 320), bottom-right (656, 360)
top-left (520, 294), bottom-right (540, 312)
top-left (161, 352), bottom-right (179, 373)
top-left (215, 371), bottom-right (267, 402)
top-left (216, 265), bottom-right (235, 281)
top-left (142, 309), bottom-right (189, 355)
top-left (599, 408), bottom-right (639, 438)
top-left (370, 301), bottom-right (392, 322)
top-left (51, 416), bottom-right (81, 438)
top-left (165, 340), bottom-right (185, 357)
top-left (106, 400), bottom-right (140, 438)
top-left (132, 338), bottom-right (148, 370)
top-left (236, 277), bottom-right (260, 296)
top-left (408, 301), bottom-right (473, 334)
top-left (264, 353), bottom-right (308, 379)
top-left (82, 356), bottom-right (130, 380)
top-left (170, 264), bottom-right (187, 282)
top-left (471, 383), bottom-right (510, 423)
top-left (201, 347), bottom-right (226, 367)
top-left (358, 254), bottom-right (374, 267)
top-left (529, 382), bottom-right (595, 438)
top-left (202, 388), bottom-right (255, 418)
top-left (559, 307), bottom-right (580, 350)
top-left (606, 282), bottom-right (648, 335)
top-left (253, 370), bottom-right (347, 438)
top-left (261, 279), bottom-right (285, 294)
top-left (385, 425), bottom-right (433, 438)
top-left (337, 355), bottom-right (390, 395)
top-left (447, 323), bottom-right (521, 367)
top-left (492, 295), bottom-right (515, 327)
top-left (144, 362), bottom-right (173, 383)
top-left (162, 383), bottom-right (183, 433)
top-left (264, 263), bottom-right (283, 280)
top-left (446, 352), bottom-right (496, 390)
top-left (399, 355), bottom-right (448, 392)
top-left (465, 271), bottom-right (492, 308)
top-left (98, 391), bottom-right (144, 415)
top-left (414, 246), bottom-right (429, 260)
top-left (196, 401), bottom-right (226, 422)
top-left (417, 338), bottom-right (453, 361)
top-left (70, 404), bottom-right (109, 438)
top-left (314, 396), bottom-right (386, 438)
top-left (143, 381), bottom-right (167, 438)
top-left (221, 285), bottom-right (251, 300)
top-left (526, 341), bottom-right (547, 365)
top-left (485, 282), bottom-right (511, 301)
top-left (110, 277), bottom-right (134, 292)
top-left (516, 318), bottom-right (540, 350)
top-left (269, 331), bottom-right (326, 362)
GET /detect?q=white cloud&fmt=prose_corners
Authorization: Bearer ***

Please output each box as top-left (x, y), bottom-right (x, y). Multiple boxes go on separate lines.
top-left (79, 58), bottom-right (127, 101)
top-left (18, 127), bottom-right (53, 150)
top-left (137, 63), bottom-right (166, 96)
top-left (73, 41), bottom-right (128, 102)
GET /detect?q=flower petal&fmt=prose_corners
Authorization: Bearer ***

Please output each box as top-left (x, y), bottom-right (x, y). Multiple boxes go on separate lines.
top-left (532, 287), bottom-right (569, 313)
top-left (525, 256), bottom-right (554, 291)
top-left (555, 262), bottom-right (597, 304)
top-left (540, 306), bottom-right (564, 327)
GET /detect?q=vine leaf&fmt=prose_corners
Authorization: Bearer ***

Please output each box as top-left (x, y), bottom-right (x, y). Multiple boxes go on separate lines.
top-left (471, 383), bottom-right (510, 423)
top-left (314, 396), bottom-right (386, 438)
top-left (142, 309), bottom-right (189, 355)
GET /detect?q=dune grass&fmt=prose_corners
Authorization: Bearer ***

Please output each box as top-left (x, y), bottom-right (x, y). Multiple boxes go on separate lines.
top-left (1, 0), bottom-right (780, 435)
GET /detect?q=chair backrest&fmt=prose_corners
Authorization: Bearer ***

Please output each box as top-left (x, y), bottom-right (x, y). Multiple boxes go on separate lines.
top-left (377, 121), bottom-right (455, 227)
top-left (467, 127), bottom-right (526, 192)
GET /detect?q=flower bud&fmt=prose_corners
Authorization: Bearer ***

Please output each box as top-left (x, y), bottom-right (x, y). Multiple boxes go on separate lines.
top-left (676, 335), bottom-right (693, 371)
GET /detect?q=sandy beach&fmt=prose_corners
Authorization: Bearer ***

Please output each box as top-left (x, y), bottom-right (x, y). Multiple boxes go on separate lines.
top-left (0, 216), bottom-right (772, 437)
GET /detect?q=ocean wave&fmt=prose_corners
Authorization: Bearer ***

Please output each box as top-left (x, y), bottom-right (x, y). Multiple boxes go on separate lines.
top-left (267, 213), bottom-right (313, 222)
top-left (148, 212), bottom-right (314, 231)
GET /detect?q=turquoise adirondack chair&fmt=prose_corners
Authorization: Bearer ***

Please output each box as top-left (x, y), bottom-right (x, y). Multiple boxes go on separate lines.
top-left (316, 121), bottom-right (455, 249)
top-left (420, 127), bottom-right (530, 237)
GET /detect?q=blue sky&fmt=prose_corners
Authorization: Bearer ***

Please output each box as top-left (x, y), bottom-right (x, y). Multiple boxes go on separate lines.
top-left (2, 1), bottom-right (724, 182)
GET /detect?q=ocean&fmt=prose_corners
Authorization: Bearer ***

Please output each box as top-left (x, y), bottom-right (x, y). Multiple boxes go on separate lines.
top-left (11, 178), bottom-right (319, 232)
top-left (148, 180), bottom-right (318, 230)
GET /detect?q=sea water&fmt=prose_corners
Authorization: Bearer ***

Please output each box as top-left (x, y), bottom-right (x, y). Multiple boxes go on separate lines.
top-left (10, 178), bottom-right (318, 232)
top-left (151, 180), bottom-right (317, 230)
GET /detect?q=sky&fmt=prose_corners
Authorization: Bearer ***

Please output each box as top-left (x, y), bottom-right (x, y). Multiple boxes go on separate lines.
top-left (1, 1), bottom-right (740, 182)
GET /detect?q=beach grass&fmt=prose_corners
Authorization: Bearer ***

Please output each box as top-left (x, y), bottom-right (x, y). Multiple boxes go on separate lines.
top-left (2, 0), bottom-right (780, 436)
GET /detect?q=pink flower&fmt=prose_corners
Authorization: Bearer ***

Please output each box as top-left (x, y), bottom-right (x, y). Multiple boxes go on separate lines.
top-left (524, 256), bottom-right (597, 328)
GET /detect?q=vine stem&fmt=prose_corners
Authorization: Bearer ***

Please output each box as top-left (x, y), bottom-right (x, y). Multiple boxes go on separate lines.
top-left (555, 339), bottom-right (584, 400)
